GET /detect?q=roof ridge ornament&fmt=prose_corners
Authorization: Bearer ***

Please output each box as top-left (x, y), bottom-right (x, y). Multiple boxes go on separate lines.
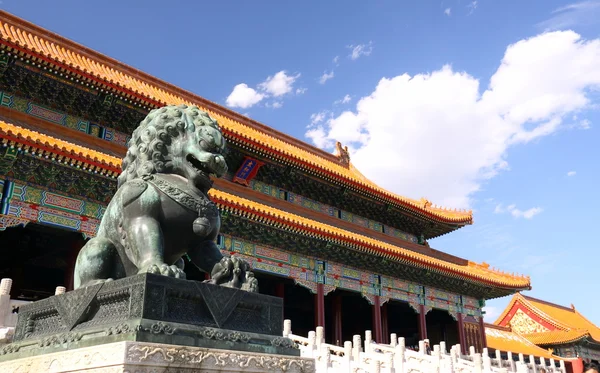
top-left (335, 141), bottom-right (350, 165)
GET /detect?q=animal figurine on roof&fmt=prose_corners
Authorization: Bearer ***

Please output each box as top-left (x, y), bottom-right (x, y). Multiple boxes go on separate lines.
top-left (73, 104), bottom-right (258, 293)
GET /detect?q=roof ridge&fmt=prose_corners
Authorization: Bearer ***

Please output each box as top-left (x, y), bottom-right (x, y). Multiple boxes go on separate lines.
top-left (518, 295), bottom-right (574, 331)
top-left (571, 308), bottom-right (600, 331)
top-left (0, 10), bottom-right (475, 223)
top-left (484, 322), bottom-right (510, 331)
top-left (522, 295), bottom-right (575, 312)
top-left (0, 10), bottom-right (342, 166)
top-left (493, 293), bottom-right (572, 331)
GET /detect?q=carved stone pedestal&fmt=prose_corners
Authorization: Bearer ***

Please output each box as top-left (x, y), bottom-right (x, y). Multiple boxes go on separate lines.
top-left (0, 273), bottom-right (297, 362)
top-left (0, 340), bottom-right (315, 372)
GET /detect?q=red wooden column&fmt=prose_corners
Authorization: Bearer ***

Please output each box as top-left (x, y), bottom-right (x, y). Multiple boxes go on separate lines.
top-left (418, 304), bottom-right (428, 341)
top-left (381, 302), bottom-right (389, 345)
top-left (333, 294), bottom-right (343, 346)
top-left (478, 315), bottom-right (487, 349)
top-left (315, 283), bottom-right (325, 328)
top-left (372, 295), bottom-right (383, 343)
top-left (457, 312), bottom-right (467, 354)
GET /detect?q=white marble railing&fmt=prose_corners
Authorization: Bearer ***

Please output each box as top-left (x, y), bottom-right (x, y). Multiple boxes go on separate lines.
top-left (0, 277), bottom-right (572, 373)
top-left (283, 320), bottom-right (567, 373)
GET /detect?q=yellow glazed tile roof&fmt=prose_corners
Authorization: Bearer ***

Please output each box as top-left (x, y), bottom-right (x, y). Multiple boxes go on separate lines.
top-left (0, 119), bottom-right (121, 173)
top-left (0, 118), bottom-right (528, 289)
top-left (0, 11), bottom-right (472, 224)
top-left (521, 296), bottom-right (600, 343)
top-left (485, 325), bottom-right (559, 359)
top-left (524, 330), bottom-right (589, 346)
top-left (209, 188), bottom-right (530, 289)
top-left (494, 293), bottom-right (600, 345)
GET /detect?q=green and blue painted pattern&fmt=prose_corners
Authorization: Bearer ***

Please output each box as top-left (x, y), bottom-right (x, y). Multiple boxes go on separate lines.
top-left (247, 178), bottom-right (418, 244)
top-left (9, 181), bottom-right (105, 219)
top-left (217, 233), bottom-right (480, 314)
top-left (0, 91), bottom-right (131, 147)
top-left (0, 179), bottom-right (101, 236)
top-left (0, 175), bottom-right (483, 315)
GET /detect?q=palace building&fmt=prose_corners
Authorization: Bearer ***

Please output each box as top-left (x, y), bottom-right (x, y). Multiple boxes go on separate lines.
top-left (489, 293), bottom-right (600, 364)
top-left (0, 10), bottom-right (532, 352)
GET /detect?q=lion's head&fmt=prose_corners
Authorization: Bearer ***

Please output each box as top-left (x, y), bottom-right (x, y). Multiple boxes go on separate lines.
top-left (118, 105), bottom-right (228, 193)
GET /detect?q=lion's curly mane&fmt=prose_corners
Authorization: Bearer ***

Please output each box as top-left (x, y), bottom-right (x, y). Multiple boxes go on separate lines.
top-left (117, 104), bottom-right (221, 189)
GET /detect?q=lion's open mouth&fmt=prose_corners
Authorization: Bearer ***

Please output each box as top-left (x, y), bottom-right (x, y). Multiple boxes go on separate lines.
top-left (186, 154), bottom-right (214, 177)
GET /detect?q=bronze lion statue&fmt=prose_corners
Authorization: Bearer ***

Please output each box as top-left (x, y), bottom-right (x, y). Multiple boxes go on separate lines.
top-left (73, 104), bottom-right (258, 292)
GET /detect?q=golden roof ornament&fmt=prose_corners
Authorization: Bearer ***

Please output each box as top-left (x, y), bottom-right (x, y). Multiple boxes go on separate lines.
top-left (335, 141), bottom-right (350, 165)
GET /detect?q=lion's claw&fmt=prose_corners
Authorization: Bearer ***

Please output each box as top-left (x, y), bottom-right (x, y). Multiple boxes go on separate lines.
top-left (143, 263), bottom-right (186, 279)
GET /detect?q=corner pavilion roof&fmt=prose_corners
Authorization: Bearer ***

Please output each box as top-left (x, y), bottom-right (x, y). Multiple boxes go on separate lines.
top-left (0, 10), bottom-right (473, 226)
top-left (495, 293), bottom-right (600, 346)
top-left (485, 324), bottom-right (562, 360)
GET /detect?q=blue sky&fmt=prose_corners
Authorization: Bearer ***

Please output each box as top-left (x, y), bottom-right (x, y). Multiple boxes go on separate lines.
top-left (3, 0), bottom-right (600, 325)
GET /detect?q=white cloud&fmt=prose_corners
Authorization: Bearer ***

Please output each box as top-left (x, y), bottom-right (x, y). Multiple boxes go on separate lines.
top-left (567, 170), bottom-right (577, 176)
top-left (444, 8), bottom-right (452, 16)
top-left (467, 1), bottom-right (478, 15)
top-left (514, 207), bottom-right (543, 219)
top-left (306, 127), bottom-right (330, 149)
top-left (576, 118), bottom-right (591, 129)
top-left (334, 94), bottom-right (352, 105)
top-left (267, 101), bottom-right (283, 109)
top-left (305, 31), bottom-right (600, 208)
top-left (259, 70), bottom-right (301, 97)
top-left (348, 42), bottom-right (373, 60)
top-left (296, 87), bottom-right (308, 95)
top-left (307, 111), bottom-right (334, 148)
top-left (226, 70), bottom-right (301, 109)
top-left (319, 71), bottom-right (335, 84)
top-left (333, 56), bottom-right (340, 65)
top-left (483, 306), bottom-right (500, 322)
top-left (538, 1), bottom-right (600, 31)
top-left (495, 204), bottom-right (543, 219)
top-left (310, 111), bottom-right (329, 125)
top-left (225, 83), bottom-right (265, 109)
top-left (493, 204), bottom-right (508, 214)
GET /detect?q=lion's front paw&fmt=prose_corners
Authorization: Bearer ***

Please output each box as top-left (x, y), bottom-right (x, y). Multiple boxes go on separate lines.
top-left (241, 276), bottom-right (259, 293)
top-left (144, 263), bottom-right (187, 279)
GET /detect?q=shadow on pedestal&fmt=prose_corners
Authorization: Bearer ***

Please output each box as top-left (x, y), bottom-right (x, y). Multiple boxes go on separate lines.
top-left (0, 273), bottom-right (297, 362)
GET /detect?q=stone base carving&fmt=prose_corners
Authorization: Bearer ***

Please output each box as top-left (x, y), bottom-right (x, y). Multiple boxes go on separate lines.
top-left (1, 273), bottom-right (296, 361)
top-left (0, 341), bottom-right (315, 373)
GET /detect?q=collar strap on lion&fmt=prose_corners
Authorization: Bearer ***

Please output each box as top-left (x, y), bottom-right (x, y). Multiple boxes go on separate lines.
top-left (143, 174), bottom-right (218, 217)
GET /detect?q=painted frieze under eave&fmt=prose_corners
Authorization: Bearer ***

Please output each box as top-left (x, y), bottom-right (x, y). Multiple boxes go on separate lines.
top-left (0, 10), bottom-right (473, 226)
top-left (0, 117), bottom-right (530, 292)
